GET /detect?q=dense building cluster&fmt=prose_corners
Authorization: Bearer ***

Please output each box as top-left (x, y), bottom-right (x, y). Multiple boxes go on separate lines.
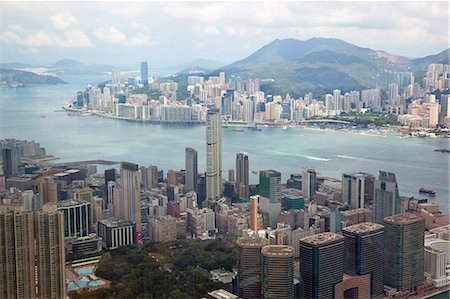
top-left (70, 62), bottom-right (450, 131)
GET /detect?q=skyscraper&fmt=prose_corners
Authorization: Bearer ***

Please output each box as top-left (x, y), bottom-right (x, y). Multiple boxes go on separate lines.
top-left (185, 147), bottom-right (198, 192)
top-left (383, 213), bottom-right (425, 291)
top-left (261, 245), bottom-right (295, 299)
top-left (302, 168), bottom-right (317, 200)
top-left (206, 108), bottom-right (222, 202)
top-left (111, 69), bottom-right (120, 85)
top-left (35, 204), bottom-right (66, 299)
top-left (140, 61), bottom-right (149, 86)
top-left (33, 176), bottom-right (58, 204)
top-left (299, 232), bottom-right (345, 299)
top-left (119, 162), bottom-right (142, 244)
top-left (341, 172), bottom-right (373, 209)
top-left (236, 152), bottom-right (249, 200)
top-left (259, 170), bottom-right (282, 228)
top-left (373, 171), bottom-right (402, 224)
top-left (236, 237), bottom-right (269, 298)
top-left (0, 206), bottom-right (36, 299)
top-left (342, 222), bottom-right (385, 297)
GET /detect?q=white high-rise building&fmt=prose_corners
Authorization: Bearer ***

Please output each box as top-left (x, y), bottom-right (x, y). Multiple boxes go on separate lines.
top-left (333, 89), bottom-right (341, 111)
top-left (206, 108), bottom-right (222, 201)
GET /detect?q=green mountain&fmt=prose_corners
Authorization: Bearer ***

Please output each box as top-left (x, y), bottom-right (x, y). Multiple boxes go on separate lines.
top-left (0, 69), bottom-right (67, 86)
top-left (212, 38), bottom-right (448, 96)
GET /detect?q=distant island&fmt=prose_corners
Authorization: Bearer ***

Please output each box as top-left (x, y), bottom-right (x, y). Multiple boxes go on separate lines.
top-left (0, 69), bottom-right (67, 87)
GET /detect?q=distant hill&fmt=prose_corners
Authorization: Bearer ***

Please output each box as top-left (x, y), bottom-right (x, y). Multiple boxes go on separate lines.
top-left (0, 62), bottom-right (34, 69)
top-left (210, 38), bottom-right (449, 96)
top-left (0, 69), bottom-right (67, 86)
top-left (172, 59), bottom-right (226, 73)
top-left (411, 49), bottom-right (450, 67)
top-left (51, 58), bottom-right (84, 68)
top-left (48, 58), bottom-right (118, 75)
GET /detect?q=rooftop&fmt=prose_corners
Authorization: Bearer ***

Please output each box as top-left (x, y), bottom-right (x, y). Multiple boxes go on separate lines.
top-left (98, 217), bottom-right (135, 228)
top-left (341, 208), bottom-right (371, 216)
top-left (300, 232), bottom-right (344, 246)
top-left (383, 212), bottom-right (424, 225)
top-left (261, 245), bottom-right (294, 257)
top-left (237, 236), bottom-right (269, 248)
top-left (343, 222), bottom-right (384, 235)
top-left (57, 198), bottom-right (89, 208)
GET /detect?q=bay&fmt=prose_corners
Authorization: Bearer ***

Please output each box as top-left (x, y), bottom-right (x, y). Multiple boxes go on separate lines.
top-left (0, 75), bottom-right (448, 212)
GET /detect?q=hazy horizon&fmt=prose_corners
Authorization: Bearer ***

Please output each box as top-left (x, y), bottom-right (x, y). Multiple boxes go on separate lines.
top-left (1, 1), bottom-right (449, 69)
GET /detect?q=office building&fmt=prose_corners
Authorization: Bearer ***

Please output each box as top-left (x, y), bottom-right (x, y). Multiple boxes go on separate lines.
top-left (302, 168), bottom-right (317, 199)
top-left (140, 61), bottom-right (148, 86)
top-left (383, 213), bottom-right (425, 291)
top-left (1, 147), bottom-right (21, 177)
top-left (104, 168), bottom-right (116, 206)
top-left (342, 222), bottom-right (385, 297)
top-left (373, 171), bottom-right (402, 224)
top-left (261, 245), bottom-right (294, 299)
top-left (236, 152), bottom-right (249, 200)
top-left (35, 204), bottom-right (66, 299)
top-left (342, 172), bottom-right (373, 209)
top-left (259, 170), bottom-right (281, 202)
top-left (118, 162), bottom-right (142, 244)
top-left (206, 108), bottom-right (222, 202)
top-left (185, 147), bottom-right (198, 192)
top-left (0, 206), bottom-right (36, 299)
top-left (300, 232), bottom-right (345, 299)
top-left (57, 199), bottom-right (91, 238)
top-left (141, 165), bottom-right (158, 190)
top-left (236, 237), bottom-right (269, 298)
top-left (97, 218), bottom-right (136, 249)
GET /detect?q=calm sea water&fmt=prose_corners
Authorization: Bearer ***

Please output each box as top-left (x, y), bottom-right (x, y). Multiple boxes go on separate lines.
top-left (1, 75), bottom-right (449, 212)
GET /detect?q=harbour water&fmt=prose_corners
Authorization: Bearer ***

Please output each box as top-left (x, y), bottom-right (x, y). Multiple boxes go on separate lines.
top-left (0, 75), bottom-right (449, 212)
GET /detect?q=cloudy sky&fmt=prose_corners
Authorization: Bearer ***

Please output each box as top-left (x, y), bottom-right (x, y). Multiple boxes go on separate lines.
top-left (1, 1), bottom-right (448, 68)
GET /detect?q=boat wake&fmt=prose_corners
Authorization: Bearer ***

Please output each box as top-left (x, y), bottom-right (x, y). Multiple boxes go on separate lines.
top-left (334, 154), bottom-right (367, 161)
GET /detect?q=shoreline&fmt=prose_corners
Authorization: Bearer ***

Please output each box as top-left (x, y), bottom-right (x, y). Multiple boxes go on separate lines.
top-left (62, 105), bottom-right (447, 139)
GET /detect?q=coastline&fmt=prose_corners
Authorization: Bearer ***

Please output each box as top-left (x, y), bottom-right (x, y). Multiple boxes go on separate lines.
top-left (62, 104), bottom-right (448, 139)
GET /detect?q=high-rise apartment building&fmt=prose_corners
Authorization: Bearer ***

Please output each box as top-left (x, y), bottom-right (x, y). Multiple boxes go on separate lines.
top-left (342, 222), bottom-right (385, 297)
top-left (236, 237), bottom-right (269, 298)
top-left (35, 204), bottom-right (66, 299)
top-left (261, 245), bottom-right (294, 299)
top-left (185, 147), bottom-right (198, 192)
top-left (236, 152), bottom-right (249, 200)
top-left (118, 162), bottom-right (142, 244)
top-left (33, 176), bottom-right (58, 204)
top-left (302, 168), bottom-right (317, 200)
top-left (140, 61), bottom-right (148, 86)
top-left (0, 206), bottom-right (36, 299)
top-left (383, 213), bottom-right (425, 291)
top-left (299, 232), bottom-right (345, 299)
top-left (373, 171), bottom-right (402, 224)
top-left (206, 108), bottom-right (222, 202)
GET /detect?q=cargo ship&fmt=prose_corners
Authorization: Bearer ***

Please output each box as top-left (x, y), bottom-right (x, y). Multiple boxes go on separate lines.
top-left (419, 188), bottom-right (436, 196)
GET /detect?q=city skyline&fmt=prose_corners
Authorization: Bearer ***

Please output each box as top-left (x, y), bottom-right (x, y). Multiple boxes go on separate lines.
top-left (1, 1), bottom-right (448, 67)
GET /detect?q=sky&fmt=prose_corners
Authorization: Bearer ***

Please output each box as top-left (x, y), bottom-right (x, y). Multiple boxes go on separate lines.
top-left (1, 1), bottom-right (448, 69)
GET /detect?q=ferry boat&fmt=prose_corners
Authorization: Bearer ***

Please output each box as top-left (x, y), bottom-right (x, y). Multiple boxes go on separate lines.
top-left (419, 188), bottom-right (436, 196)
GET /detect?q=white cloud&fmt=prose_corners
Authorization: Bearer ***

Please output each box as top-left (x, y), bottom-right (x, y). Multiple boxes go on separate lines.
top-left (50, 12), bottom-right (78, 30)
top-left (94, 25), bottom-right (154, 46)
top-left (1, 26), bottom-right (93, 48)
